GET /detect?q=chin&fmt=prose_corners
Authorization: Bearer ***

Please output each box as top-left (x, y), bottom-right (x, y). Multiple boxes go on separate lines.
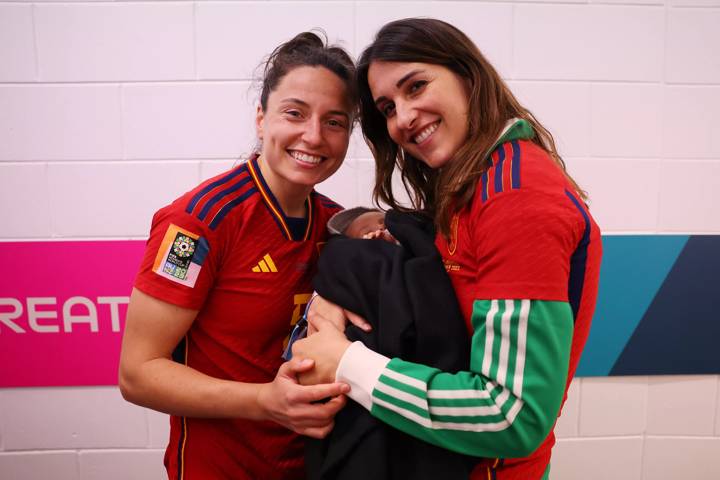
top-left (407, 148), bottom-right (448, 170)
top-left (420, 155), bottom-right (451, 170)
top-left (292, 170), bottom-right (333, 187)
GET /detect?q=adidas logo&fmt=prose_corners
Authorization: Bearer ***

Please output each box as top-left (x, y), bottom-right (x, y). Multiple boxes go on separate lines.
top-left (252, 253), bottom-right (278, 273)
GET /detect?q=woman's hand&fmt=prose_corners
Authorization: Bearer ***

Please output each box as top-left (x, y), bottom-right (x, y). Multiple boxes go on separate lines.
top-left (257, 356), bottom-right (349, 439)
top-left (292, 315), bottom-right (353, 386)
top-left (307, 295), bottom-right (371, 335)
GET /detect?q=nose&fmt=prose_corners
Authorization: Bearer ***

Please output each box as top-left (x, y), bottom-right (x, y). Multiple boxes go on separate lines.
top-left (395, 101), bottom-right (417, 131)
top-left (302, 117), bottom-right (323, 147)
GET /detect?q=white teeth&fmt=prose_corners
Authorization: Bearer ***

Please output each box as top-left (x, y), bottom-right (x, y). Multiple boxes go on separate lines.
top-left (290, 151), bottom-right (322, 164)
top-left (413, 122), bottom-right (439, 144)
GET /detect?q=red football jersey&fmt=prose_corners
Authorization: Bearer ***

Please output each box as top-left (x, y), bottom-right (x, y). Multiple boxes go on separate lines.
top-left (436, 139), bottom-right (602, 479)
top-left (135, 155), bottom-right (341, 480)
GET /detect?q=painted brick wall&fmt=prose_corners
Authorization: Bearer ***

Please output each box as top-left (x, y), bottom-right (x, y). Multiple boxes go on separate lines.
top-left (1, 1), bottom-right (719, 479)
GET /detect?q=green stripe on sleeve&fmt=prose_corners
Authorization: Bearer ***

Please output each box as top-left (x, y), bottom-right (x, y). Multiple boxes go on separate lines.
top-left (368, 299), bottom-right (573, 458)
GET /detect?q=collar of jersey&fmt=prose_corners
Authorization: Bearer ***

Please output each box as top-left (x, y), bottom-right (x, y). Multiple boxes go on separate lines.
top-left (491, 118), bottom-right (535, 153)
top-left (246, 154), bottom-right (313, 242)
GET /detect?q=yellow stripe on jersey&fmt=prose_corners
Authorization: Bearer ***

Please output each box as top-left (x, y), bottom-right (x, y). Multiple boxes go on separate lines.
top-left (247, 156), bottom-right (313, 241)
top-left (247, 158), bottom-right (293, 239)
top-left (251, 253), bottom-right (278, 273)
top-left (302, 197), bottom-right (313, 241)
top-left (263, 254), bottom-right (277, 272)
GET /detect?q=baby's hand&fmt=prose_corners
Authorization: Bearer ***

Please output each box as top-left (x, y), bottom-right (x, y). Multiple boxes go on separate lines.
top-left (362, 229), bottom-right (385, 240)
top-left (362, 229), bottom-right (397, 243)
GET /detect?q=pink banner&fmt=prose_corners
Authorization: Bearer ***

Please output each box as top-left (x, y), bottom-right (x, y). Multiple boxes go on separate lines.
top-left (0, 241), bottom-right (146, 387)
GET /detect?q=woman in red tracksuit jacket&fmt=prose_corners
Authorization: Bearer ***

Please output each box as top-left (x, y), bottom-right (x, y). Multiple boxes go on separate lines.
top-left (293, 18), bottom-right (602, 480)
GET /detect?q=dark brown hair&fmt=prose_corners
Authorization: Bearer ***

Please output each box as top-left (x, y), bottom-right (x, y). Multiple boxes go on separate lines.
top-left (356, 18), bottom-right (584, 235)
top-left (259, 31), bottom-right (357, 114)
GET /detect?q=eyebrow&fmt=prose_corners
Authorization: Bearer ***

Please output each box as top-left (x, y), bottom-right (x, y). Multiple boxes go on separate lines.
top-left (373, 69), bottom-right (425, 107)
top-left (280, 97), bottom-right (350, 120)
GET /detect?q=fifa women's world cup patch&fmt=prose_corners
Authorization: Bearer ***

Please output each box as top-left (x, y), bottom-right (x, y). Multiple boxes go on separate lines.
top-left (152, 223), bottom-right (209, 288)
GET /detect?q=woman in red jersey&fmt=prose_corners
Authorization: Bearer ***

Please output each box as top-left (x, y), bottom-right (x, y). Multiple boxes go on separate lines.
top-left (119, 32), bottom-right (356, 480)
top-left (293, 18), bottom-right (602, 480)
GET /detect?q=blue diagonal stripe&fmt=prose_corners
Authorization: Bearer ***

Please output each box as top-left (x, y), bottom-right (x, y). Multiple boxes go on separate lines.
top-left (481, 172), bottom-right (488, 202)
top-left (197, 176), bottom-right (252, 221)
top-left (564, 190), bottom-right (591, 322)
top-left (510, 140), bottom-right (521, 189)
top-left (186, 164), bottom-right (247, 215)
top-left (494, 145), bottom-right (505, 194)
top-left (610, 236), bottom-right (720, 375)
top-left (576, 235), bottom-right (688, 376)
top-left (209, 187), bottom-right (258, 230)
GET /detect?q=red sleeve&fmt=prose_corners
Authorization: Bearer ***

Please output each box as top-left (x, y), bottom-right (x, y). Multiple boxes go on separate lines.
top-left (134, 205), bottom-right (221, 310)
top-left (472, 188), bottom-right (582, 301)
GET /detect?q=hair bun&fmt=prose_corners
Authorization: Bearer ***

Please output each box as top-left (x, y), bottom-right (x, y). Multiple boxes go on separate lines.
top-left (257, 30), bottom-right (357, 113)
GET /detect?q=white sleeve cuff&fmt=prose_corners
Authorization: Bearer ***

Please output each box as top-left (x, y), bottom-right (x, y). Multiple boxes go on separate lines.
top-left (336, 341), bottom-right (391, 411)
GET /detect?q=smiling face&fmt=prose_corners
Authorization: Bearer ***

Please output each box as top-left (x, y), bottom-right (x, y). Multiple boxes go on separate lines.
top-left (368, 61), bottom-right (470, 170)
top-left (256, 65), bottom-right (352, 207)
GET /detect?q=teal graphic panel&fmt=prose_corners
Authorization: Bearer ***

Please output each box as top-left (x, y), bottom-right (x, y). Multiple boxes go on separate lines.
top-left (577, 235), bottom-right (720, 376)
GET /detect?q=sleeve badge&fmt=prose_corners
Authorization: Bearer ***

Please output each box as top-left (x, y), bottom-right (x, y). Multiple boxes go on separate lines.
top-left (151, 224), bottom-right (209, 288)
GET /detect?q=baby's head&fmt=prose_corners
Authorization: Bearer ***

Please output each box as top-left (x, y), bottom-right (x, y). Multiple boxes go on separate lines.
top-left (327, 207), bottom-right (396, 242)
top-left (346, 211), bottom-right (386, 239)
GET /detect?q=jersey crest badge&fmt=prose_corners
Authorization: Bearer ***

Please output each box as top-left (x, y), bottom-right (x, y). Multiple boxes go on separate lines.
top-left (252, 253), bottom-right (278, 273)
top-left (152, 224), bottom-right (209, 287)
top-left (448, 214), bottom-right (459, 255)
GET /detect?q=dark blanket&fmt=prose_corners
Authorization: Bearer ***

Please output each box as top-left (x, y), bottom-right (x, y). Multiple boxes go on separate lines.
top-left (306, 210), bottom-right (478, 480)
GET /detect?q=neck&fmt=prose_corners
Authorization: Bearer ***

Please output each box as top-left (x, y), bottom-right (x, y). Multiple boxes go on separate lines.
top-left (257, 156), bottom-right (311, 218)
top-left (279, 191), bottom-right (309, 218)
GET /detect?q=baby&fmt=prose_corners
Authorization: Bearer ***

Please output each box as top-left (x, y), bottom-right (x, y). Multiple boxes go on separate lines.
top-left (327, 206), bottom-right (397, 242)
top-left (300, 207), bottom-right (474, 477)
top-left (282, 207), bottom-right (397, 361)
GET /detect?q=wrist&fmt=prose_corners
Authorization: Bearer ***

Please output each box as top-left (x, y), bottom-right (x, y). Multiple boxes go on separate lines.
top-left (336, 341), bottom-right (390, 410)
top-left (333, 338), bottom-right (353, 372)
top-left (241, 381), bottom-right (269, 421)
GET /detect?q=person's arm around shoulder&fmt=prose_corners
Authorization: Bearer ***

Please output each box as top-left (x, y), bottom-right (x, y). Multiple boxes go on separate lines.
top-left (119, 288), bottom-right (349, 438)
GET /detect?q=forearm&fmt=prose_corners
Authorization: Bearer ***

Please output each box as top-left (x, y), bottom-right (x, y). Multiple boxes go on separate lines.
top-left (120, 288), bottom-right (349, 439)
top-left (119, 288), bottom-right (266, 420)
top-left (337, 299), bottom-right (573, 458)
top-left (119, 356), bottom-right (265, 420)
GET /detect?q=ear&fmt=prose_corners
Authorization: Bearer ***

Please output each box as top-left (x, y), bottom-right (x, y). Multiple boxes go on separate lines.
top-left (256, 105), bottom-right (265, 140)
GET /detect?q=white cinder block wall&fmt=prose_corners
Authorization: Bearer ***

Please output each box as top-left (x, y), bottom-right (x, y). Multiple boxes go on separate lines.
top-left (1, 1), bottom-right (718, 479)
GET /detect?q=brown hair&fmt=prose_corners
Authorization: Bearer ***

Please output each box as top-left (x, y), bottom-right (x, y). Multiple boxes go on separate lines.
top-left (259, 31), bottom-right (357, 114)
top-left (356, 18), bottom-right (584, 236)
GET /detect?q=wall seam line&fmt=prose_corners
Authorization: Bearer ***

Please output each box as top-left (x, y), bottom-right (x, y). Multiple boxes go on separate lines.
top-left (30, 2), bottom-right (39, 82)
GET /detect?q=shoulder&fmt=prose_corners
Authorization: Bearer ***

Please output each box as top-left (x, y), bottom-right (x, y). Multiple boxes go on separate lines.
top-left (476, 139), bottom-right (568, 204)
top-left (160, 162), bottom-right (261, 233)
top-left (311, 191), bottom-right (343, 221)
top-left (468, 141), bottom-right (597, 240)
top-left (312, 191), bottom-right (343, 211)
top-left (471, 140), bottom-right (579, 212)
top-left (147, 163), bottom-right (262, 252)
